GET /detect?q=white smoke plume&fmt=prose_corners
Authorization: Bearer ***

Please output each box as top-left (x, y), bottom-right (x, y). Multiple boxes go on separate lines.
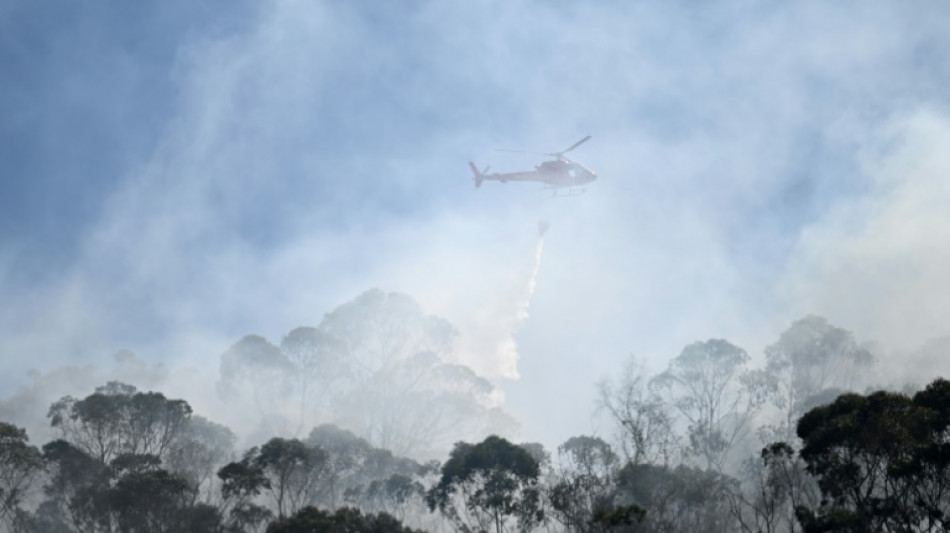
top-left (780, 106), bottom-right (950, 381)
top-left (784, 107), bottom-right (950, 350)
top-left (454, 227), bottom-right (547, 380)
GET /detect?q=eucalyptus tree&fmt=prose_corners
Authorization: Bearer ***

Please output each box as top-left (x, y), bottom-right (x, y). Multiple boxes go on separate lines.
top-left (0, 422), bottom-right (44, 531)
top-left (218, 335), bottom-right (295, 436)
top-left (795, 379), bottom-right (950, 532)
top-left (548, 436), bottom-right (621, 533)
top-left (316, 289), bottom-right (508, 457)
top-left (39, 383), bottom-right (229, 532)
top-left (265, 506), bottom-right (423, 533)
top-left (218, 289), bottom-right (517, 459)
top-left (427, 436), bottom-right (544, 533)
top-left (731, 442), bottom-right (817, 533)
top-left (280, 327), bottom-right (346, 435)
top-left (764, 316), bottom-right (874, 442)
top-left (597, 358), bottom-right (676, 466)
top-left (218, 453), bottom-right (274, 533)
top-left (361, 474), bottom-right (427, 524)
top-left (41, 439), bottom-right (112, 532)
top-left (651, 340), bottom-right (768, 471)
top-left (110, 469), bottom-right (223, 533)
top-left (251, 438), bottom-right (328, 519)
top-left (164, 415), bottom-right (236, 504)
top-left (306, 424), bottom-right (422, 511)
top-left (38, 438), bottom-right (220, 533)
top-left (47, 381), bottom-right (192, 465)
top-left (615, 463), bottom-right (736, 533)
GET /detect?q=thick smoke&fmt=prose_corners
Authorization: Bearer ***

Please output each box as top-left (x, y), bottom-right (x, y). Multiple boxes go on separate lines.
top-left (3, 0), bottom-right (950, 455)
top-left (781, 107), bottom-right (950, 381)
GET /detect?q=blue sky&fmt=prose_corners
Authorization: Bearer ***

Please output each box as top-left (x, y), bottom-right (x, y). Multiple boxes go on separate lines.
top-left (3, 0), bottom-right (950, 448)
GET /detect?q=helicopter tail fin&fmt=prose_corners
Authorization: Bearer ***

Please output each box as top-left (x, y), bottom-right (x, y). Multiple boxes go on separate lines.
top-left (468, 162), bottom-right (484, 188)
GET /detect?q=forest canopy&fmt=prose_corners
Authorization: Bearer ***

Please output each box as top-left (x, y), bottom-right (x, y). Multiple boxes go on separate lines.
top-left (0, 291), bottom-right (947, 533)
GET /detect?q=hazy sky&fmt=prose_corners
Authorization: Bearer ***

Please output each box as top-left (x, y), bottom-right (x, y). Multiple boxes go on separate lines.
top-left (3, 0), bottom-right (950, 449)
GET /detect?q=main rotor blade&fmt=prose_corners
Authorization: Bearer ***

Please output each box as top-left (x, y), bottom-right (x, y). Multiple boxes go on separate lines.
top-left (495, 148), bottom-right (552, 158)
top-left (498, 136), bottom-right (591, 157)
top-left (561, 135), bottom-right (591, 154)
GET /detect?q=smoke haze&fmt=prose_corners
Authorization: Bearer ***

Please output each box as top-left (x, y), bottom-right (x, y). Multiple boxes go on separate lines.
top-left (2, 0), bottom-right (950, 449)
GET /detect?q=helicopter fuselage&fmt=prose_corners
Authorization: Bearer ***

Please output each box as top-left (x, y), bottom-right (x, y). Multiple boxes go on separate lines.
top-left (469, 158), bottom-right (597, 189)
top-left (468, 135), bottom-right (597, 191)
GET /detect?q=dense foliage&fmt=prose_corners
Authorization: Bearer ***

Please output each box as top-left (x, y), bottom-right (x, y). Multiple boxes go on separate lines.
top-left (1, 302), bottom-right (948, 533)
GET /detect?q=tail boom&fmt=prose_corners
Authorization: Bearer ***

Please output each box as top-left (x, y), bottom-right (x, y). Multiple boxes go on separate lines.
top-left (468, 162), bottom-right (484, 188)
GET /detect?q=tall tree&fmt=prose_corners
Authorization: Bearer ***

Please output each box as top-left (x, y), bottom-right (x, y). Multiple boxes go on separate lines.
top-left (265, 506), bottom-right (423, 533)
top-left (795, 389), bottom-right (931, 531)
top-left (652, 339), bottom-right (767, 471)
top-left (47, 381), bottom-right (192, 465)
top-left (164, 415), bottom-right (236, 504)
top-left (248, 438), bottom-right (327, 519)
top-left (218, 289), bottom-right (516, 459)
top-left (598, 358), bottom-right (676, 466)
top-left (615, 463), bottom-right (736, 533)
top-left (549, 436), bottom-right (621, 533)
top-left (218, 453), bottom-right (274, 533)
top-left (731, 442), bottom-right (818, 533)
top-left (0, 422), bottom-right (44, 532)
top-left (280, 327), bottom-right (345, 435)
top-left (427, 436), bottom-right (543, 533)
top-left (218, 335), bottom-right (294, 437)
top-left (764, 316), bottom-right (874, 442)
top-left (110, 469), bottom-right (222, 533)
top-left (306, 424), bottom-right (422, 510)
top-left (362, 474), bottom-right (427, 524)
top-left (39, 384), bottom-right (227, 532)
top-left (904, 377), bottom-right (950, 529)
top-left (318, 289), bottom-right (503, 457)
top-left (41, 440), bottom-right (112, 532)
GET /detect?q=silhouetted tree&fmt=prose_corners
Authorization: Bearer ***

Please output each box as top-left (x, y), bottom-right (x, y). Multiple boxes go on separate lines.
top-left (40, 439), bottom-right (112, 532)
top-left (306, 424), bottom-right (425, 515)
top-left (0, 422), bottom-right (44, 531)
top-left (266, 506), bottom-right (423, 533)
top-left (549, 436), bottom-right (621, 533)
top-left (427, 435), bottom-right (543, 533)
top-left (247, 438), bottom-right (327, 518)
top-left (362, 475), bottom-right (427, 524)
top-left (110, 469), bottom-right (218, 532)
top-left (731, 442), bottom-right (817, 533)
top-left (218, 454), bottom-right (274, 533)
top-left (33, 385), bottom-right (230, 532)
top-left (164, 415), bottom-right (236, 504)
top-left (794, 382), bottom-right (950, 532)
top-left (47, 381), bottom-right (192, 465)
top-left (615, 463), bottom-right (736, 533)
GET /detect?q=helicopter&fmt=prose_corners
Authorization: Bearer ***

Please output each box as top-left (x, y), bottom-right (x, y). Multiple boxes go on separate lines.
top-left (469, 135), bottom-right (597, 195)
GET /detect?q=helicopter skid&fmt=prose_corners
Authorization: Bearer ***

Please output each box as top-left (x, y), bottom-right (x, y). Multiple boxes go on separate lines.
top-left (545, 187), bottom-right (586, 197)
